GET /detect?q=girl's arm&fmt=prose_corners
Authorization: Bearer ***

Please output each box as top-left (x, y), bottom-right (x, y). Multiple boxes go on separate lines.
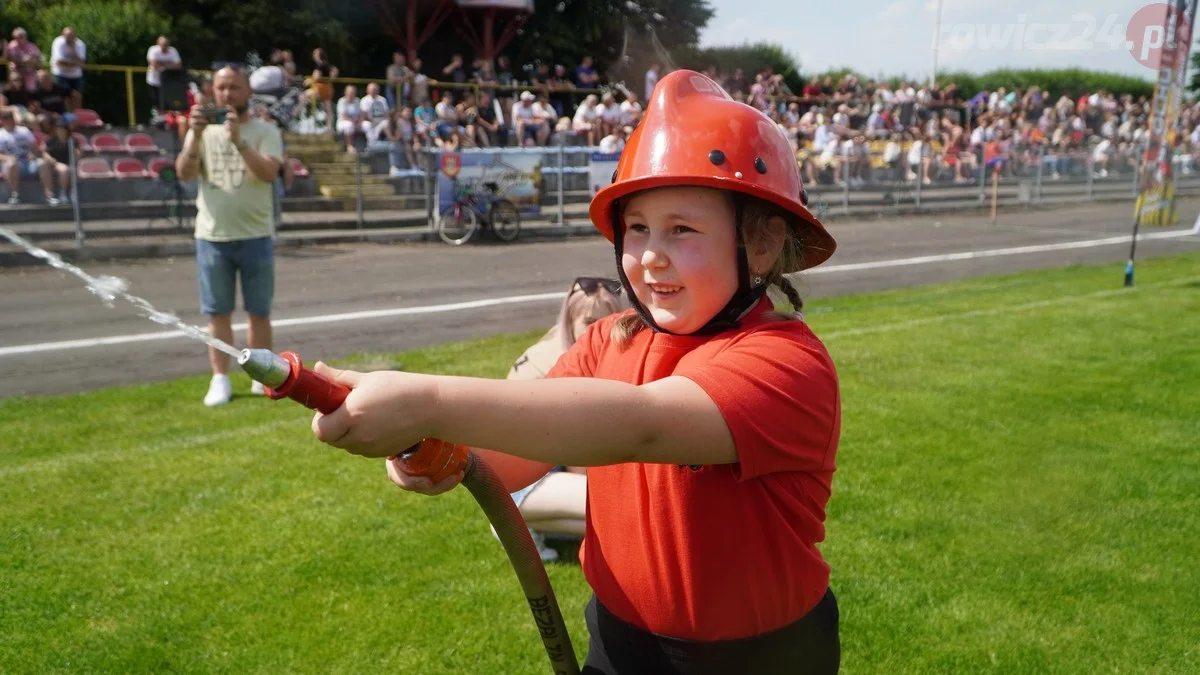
top-left (309, 364), bottom-right (738, 467)
top-left (428, 374), bottom-right (737, 467)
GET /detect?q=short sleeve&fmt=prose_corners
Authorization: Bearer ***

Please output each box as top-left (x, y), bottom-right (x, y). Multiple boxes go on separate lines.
top-left (257, 126), bottom-right (284, 163)
top-left (676, 326), bottom-right (840, 481)
top-left (544, 315), bottom-right (614, 380)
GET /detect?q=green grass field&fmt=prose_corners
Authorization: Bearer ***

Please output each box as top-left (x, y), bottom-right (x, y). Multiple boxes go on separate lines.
top-left (3, 252), bottom-right (1199, 674)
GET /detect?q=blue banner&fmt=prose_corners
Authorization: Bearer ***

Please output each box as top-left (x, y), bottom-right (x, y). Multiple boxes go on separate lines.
top-left (435, 150), bottom-right (544, 217)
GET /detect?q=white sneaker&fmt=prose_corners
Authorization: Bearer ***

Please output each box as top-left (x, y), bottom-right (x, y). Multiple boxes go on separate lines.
top-left (531, 530), bottom-right (559, 563)
top-left (204, 374), bottom-right (233, 407)
top-left (250, 380), bottom-right (265, 396)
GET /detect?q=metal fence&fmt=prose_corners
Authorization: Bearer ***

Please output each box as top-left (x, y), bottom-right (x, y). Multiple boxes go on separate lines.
top-left (3, 132), bottom-right (1199, 251)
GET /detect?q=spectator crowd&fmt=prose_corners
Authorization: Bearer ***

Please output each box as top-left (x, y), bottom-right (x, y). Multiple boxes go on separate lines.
top-left (2, 20), bottom-right (1196, 201)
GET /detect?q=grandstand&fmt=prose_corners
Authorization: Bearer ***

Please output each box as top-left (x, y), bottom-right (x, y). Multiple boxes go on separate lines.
top-left (0, 48), bottom-right (1184, 235)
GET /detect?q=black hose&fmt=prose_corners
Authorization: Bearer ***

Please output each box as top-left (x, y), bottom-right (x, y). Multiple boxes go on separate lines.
top-left (461, 452), bottom-right (581, 674)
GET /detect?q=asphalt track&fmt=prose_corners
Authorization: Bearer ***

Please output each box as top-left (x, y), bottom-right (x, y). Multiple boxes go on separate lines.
top-left (2, 200), bottom-right (1199, 399)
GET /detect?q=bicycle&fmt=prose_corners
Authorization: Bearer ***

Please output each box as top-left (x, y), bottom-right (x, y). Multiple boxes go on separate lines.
top-left (437, 180), bottom-right (522, 246)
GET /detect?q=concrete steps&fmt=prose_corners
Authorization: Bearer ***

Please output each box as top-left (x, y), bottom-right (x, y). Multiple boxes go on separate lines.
top-left (313, 173), bottom-right (391, 187)
top-left (319, 184), bottom-right (396, 199)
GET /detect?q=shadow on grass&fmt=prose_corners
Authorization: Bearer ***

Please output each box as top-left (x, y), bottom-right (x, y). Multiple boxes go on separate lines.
top-left (544, 534), bottom-right (583, 566)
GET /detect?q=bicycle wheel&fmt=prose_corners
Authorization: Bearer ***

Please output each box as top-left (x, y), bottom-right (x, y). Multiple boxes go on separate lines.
top-left (489, 199), bottom-right (522, 243)
top-left (438, 202), bottom-right (480, 246)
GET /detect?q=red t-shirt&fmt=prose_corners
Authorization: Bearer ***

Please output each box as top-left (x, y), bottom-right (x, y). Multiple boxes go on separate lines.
top-left (545, 297), bottom-right (842, 641)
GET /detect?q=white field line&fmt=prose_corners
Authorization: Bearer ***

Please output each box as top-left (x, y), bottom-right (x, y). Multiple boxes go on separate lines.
top-left (0, 418), bottom-right (301, 477)
top-left (821, 274), bottom-right (1200, 340)
top-left (1, 228), bottom-right (1196, 358)
top-left (5, 274), bottom-right (1198, 477)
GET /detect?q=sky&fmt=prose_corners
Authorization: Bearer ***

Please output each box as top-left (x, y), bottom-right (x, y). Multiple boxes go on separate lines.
top-left (696, 0), bottom-right (1179, 83)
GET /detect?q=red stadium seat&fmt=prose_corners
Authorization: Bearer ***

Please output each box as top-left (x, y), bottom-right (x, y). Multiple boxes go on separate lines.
top-left (124, 132), bottom-right (159, 154)
top-left (90, 132), bottom-right (124, 153)
top-left (77, 157), bottom-right (113, 179)
top-left (72, 108), bottom-right (104, 128)
top-left (147, 157), bottom-right (174, 179)
top-left (71, 132), bottom-right (92, 152)
top-left (113, 157), bottom-right (149, 180)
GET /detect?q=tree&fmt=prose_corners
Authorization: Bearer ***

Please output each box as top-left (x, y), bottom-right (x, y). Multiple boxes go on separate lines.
top-left (30, 0), bottom-right (171, 124)
top-left (500, 0), bottom-right (715, 83)
top-left (680, 42), bottom-right (803, 93)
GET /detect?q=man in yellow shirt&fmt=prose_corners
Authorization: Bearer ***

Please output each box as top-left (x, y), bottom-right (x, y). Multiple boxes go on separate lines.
top-left (176, 65), bottom-right (284, 406)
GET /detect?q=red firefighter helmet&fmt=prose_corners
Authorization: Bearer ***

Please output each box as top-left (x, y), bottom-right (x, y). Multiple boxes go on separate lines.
top-left (588, 70), bottom-right (836, 271)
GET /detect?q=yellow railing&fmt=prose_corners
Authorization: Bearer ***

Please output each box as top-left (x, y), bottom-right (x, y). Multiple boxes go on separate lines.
top-left (2, 58), bottom-right (613, 127)
top-left (2, 58), bottom-right (970, 129)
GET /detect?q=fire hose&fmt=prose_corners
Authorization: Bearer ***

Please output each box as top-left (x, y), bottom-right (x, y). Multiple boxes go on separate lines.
top-left (238, 348), bottom-right (581, 675)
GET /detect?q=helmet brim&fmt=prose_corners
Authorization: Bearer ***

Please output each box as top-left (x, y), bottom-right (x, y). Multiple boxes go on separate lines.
top-left (589, 174), bottom-right (837, 273)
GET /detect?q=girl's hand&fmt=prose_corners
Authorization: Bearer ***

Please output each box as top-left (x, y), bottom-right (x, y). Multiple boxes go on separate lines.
top-left (386, 456), bottom-right (464, 496)
top-left (309, 362), bottom-right (435, 458)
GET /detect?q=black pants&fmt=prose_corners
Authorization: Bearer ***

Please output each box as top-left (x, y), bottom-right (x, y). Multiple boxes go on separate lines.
top-left (581, 588), bottom-right (840, 675)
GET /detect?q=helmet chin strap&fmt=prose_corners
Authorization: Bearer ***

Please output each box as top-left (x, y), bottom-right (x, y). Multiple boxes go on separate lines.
top-left (610, 199), bottom-right (767, 337)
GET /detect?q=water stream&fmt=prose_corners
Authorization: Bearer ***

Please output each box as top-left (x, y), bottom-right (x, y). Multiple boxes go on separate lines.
top-left (0, 227), bottom-right (241, 357)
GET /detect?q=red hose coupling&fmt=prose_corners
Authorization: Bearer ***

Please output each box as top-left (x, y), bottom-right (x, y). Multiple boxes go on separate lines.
top-left (239, 349), bottom-right (350, 415)
top-left (393, 438), bottom-right (468, 483)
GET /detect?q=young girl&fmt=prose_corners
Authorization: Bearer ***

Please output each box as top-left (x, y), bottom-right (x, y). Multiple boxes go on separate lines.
top-left (309, 70), bottom-right (842, 674)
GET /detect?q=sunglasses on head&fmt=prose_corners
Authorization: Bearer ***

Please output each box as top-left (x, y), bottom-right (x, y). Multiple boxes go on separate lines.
top-left (573, 277), bottom-right (622, 295)
top-left (211, 61), bottom-right (246, 72)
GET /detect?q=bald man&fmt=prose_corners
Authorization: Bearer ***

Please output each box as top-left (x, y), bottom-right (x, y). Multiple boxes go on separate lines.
top-left (176, 65), bottom-right (284, 407)
top-left (50, 27), bottom-right (86, 109)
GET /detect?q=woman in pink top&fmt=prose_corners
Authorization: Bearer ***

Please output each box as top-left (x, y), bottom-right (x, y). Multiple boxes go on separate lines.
top-left (4, 28), bottom-right (42, 92)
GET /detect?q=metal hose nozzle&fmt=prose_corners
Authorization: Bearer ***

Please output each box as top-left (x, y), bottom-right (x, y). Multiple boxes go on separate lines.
top-left (238, 348), bottom-right (291, 388)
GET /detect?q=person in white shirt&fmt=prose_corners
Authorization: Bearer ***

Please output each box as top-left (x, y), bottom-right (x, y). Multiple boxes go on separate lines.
top-left (619, 92), bottom-right (642, 127)
top-left (1092, 138), bottom-right (1113, 178)
top-left (572, 94), bottom-right (601, 146)
top-left (644, 64), bottom-right (660, 101)
top-left (335, 85), bottom-right (369, 151)
top-left (596, 92), bottom-right (623, 139)
top-left (884, 133), bottom-right (903, 179)
top-left (811, 118), bottom-right (833, 154)
top-left (510, 91), bottom-right (549, 146)
top-left (535, 92), bottom-right (559, 129)
top-left (359, 82), bottom-right (390, 141)
top-left (50, 27), bottom-right (87, 109)
top-left (146, 35), bottom-right (182, 111)
top-left (907, 135), bottom-right (930, 184)
top-left (598, 125), bottom-right (627, 154)
top-left (818, 135), bottom-right (842, 183)
top-left (1, 110), bottom-right (58, 206)
top-left (433, 90), bottom-right (461, 142)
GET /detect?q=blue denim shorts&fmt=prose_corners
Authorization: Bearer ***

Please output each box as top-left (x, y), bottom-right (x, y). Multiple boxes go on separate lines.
top-left (195, 237), bottom-right (275, 317)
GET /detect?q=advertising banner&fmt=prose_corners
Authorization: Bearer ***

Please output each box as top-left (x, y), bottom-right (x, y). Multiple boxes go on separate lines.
top-left (588, 151), bottom-right (622, 197)
top-left (1135, 0), bottom-right (1197, 225)
top-left (435, 150), bottom-right (544, 217)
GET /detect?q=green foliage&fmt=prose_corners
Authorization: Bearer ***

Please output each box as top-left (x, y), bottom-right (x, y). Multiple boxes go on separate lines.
top-left (679, 41), bottom-right (804, 93)
top-left (138, 0), bottom-right (366, 72)
top-left (503, 0), bottom-right (715, 84)
top-left (31, 0), bottom-right (169, 67)
top-left (25, 0), bottom-right (170, 124)
top-left (931, 68), bottom-right (1154, 99)
top-left (2, 253), bottom-right (1200, 672)
top-left (1190, 49), bottom-right (1200, 97)
top-left (0, 4), bottom-right (38, 41)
